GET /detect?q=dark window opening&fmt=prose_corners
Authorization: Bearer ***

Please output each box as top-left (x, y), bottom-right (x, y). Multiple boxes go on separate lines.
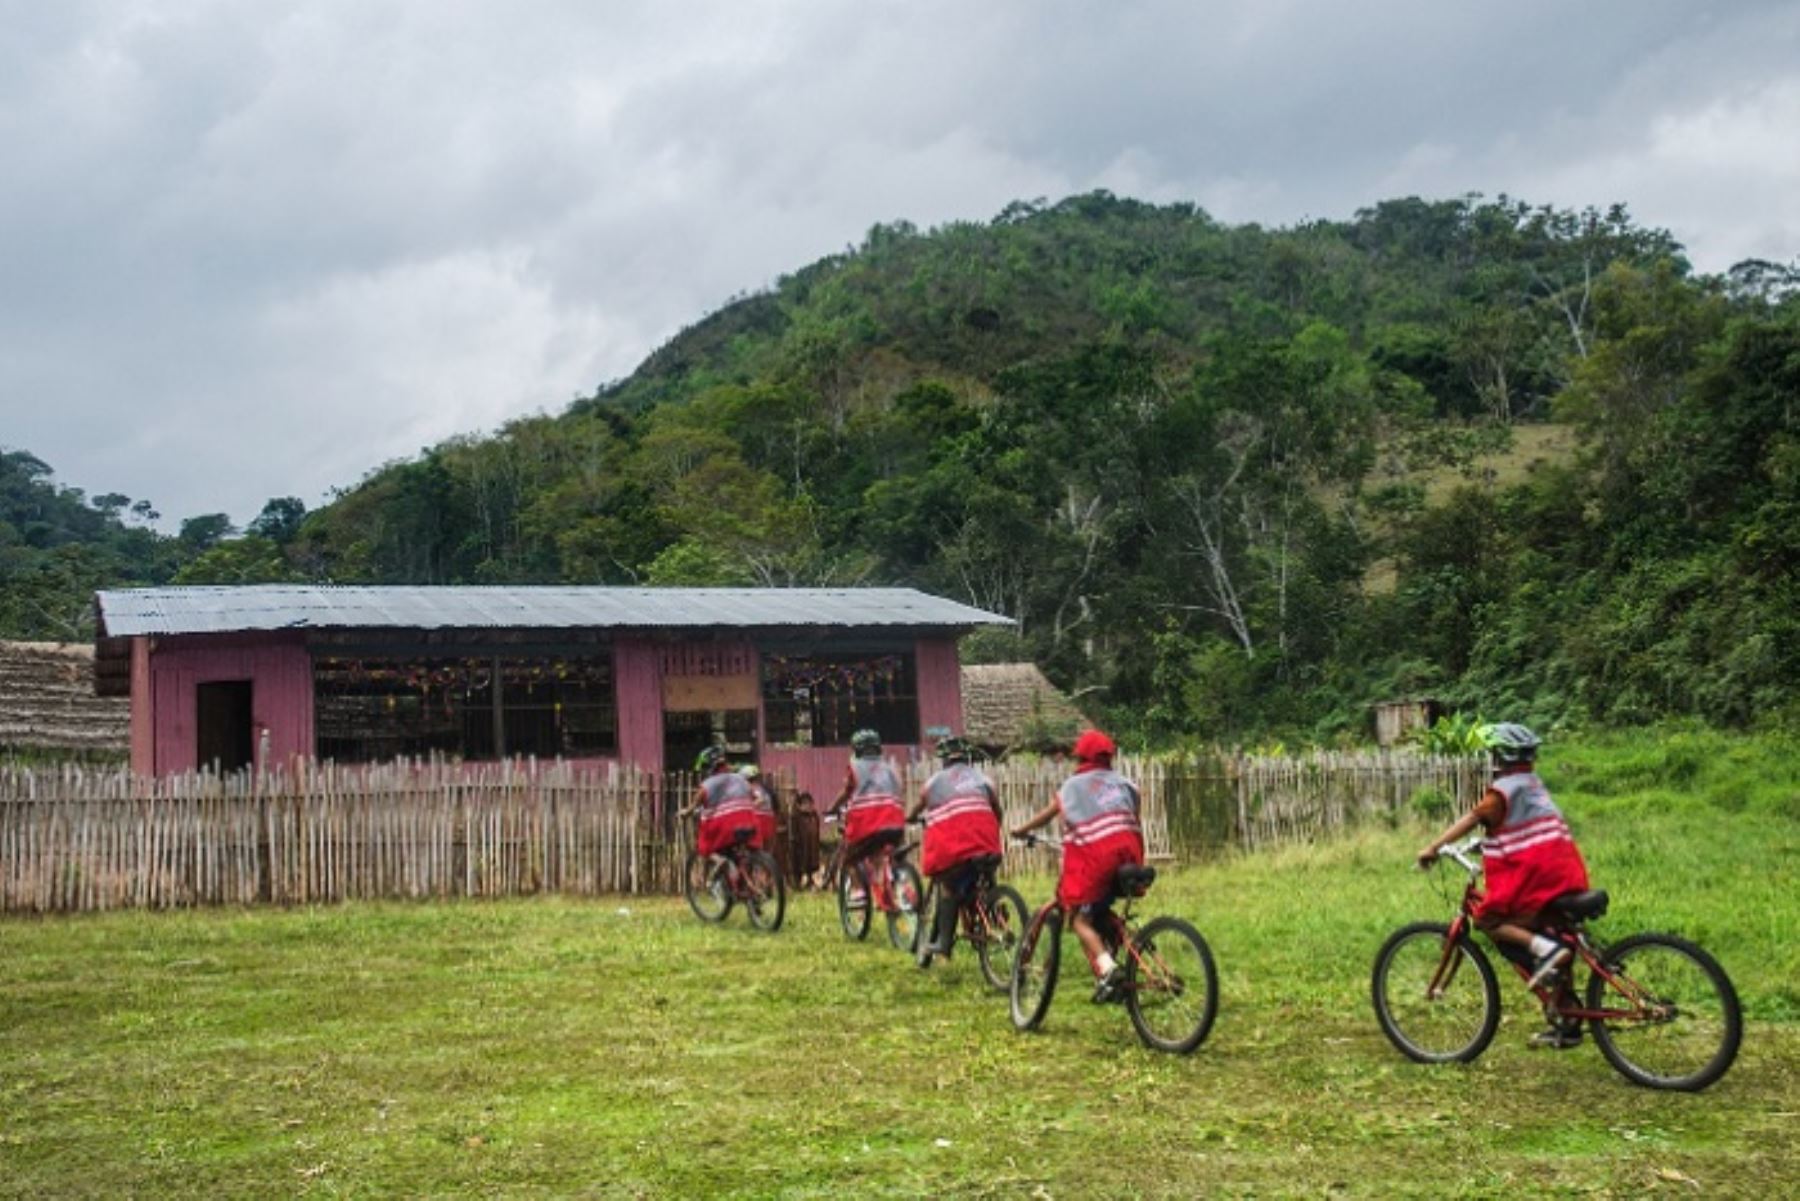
top-left (762, 652), bottom-right (917, 747)
top-left (313, 653), bottom-right (616, 764)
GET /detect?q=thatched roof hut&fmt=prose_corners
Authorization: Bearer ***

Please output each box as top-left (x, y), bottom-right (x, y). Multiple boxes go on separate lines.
top-left (960, 663), bottom-right (1090, 754)
top-left (0, 641), bottom-right (129, 757)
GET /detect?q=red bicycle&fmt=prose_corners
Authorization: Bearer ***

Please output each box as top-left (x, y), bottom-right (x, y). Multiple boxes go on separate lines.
top-left (1372, 837), bottom-right (1741, 1090)
top-left (682, 827), bottom-right (786, 933)
top-left (827, 816), bottom-right (925, 951)
top-left (1008, 834), bottom-right (1219, 1054)
top-left (914, 852), bottom-right (1029, 991)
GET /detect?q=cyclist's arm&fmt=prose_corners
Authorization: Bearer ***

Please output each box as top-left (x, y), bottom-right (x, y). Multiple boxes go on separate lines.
top-left (827, 774), bottom-right (854, 816)
top-left (1417, 810), bottom-right (1482, 868)
top-left (1011, 798), bottom-right (1059, 839)
top-left (904, 790), bottom-right (926, 824)
top-left (680, 786), bottom-right (708, 821)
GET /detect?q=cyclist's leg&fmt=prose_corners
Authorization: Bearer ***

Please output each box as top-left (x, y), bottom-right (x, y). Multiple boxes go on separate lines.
top-left (1071, 908), bottom-right (1111, 976)
top-left (927, 863), bottom-right (969, 956)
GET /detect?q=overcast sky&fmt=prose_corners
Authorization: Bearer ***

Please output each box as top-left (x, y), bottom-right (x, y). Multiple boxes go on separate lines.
top-left (3, 1), bottom-right (1797, 529)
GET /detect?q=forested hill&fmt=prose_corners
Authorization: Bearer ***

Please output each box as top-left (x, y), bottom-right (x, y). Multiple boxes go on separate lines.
top-left (15, 192), bottom-right (1800, 740)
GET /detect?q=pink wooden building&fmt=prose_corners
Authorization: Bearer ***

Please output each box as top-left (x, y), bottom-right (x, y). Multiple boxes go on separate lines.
top-left (93, 585), bottom-right (1008, 802)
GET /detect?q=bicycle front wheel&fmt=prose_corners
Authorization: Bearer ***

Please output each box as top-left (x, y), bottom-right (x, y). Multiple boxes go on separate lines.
top-left (837, 862), bottom-right (872, 941)
top-left (683, 851), bottom-right (731, 923)
top-left (1371, 921), bottom-right (1499, 1063)
top-left (1585, 932), bottom-right (1742, 1091)
top-left (1010, 906), bottom-right (1062, 1031)
top-left (744, 851), bottom-right (787, 933)
top-left (977, 884), bottom-right (1029, 993)
top-left (1124, 915), bottom-right (1219, 1055)
top-left (886, 861), bottom-right (924, 951)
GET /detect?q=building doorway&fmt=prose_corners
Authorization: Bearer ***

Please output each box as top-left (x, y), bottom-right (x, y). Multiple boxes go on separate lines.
top-left (662, 708), bottom-right (758, 775)
top-left (196, 680), bottom-right (254, 772)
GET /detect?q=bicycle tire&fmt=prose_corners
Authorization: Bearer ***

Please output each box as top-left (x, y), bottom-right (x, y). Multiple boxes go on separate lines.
top-left (744, 851), bottom-right (787, 933)
top-left (887, 861), bottom-right (924, 951)
top-left (837, 861), bottom-right (872, 941)
top-left (1010, 905), bottom-right (1062, 1031)
top-left (1371, 921), bottom-right (1500, 1064)
top-left (682, 850), bottom-right (732, 923)
top-left (1584, 932), bottom-right (1742, 1091)
top-left (1124, 915), bottom-right (1219, 1055)
top-left (914, 878), bottom-right (939, 961)
top-left (977, 884), bottom-right (1029, 993)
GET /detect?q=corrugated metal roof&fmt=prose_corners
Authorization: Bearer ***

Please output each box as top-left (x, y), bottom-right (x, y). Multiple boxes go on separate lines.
top-left (95, 585), bottom-right (1012, 638)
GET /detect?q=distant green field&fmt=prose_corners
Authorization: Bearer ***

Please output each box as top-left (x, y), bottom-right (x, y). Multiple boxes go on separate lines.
top-left (3, 734), bottom-right (1796, 1197)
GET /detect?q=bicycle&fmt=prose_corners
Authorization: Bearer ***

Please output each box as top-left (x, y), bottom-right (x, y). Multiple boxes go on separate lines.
top-left (826, 815), bottom-right (924, 950)
top-left (1372, 837), bottom-right (1741, 1091)
top-left (914, 852), bottom-right (1030, 992)
top-left (1007, 834), bottom-right (1219, 1054)
top-left (682, 826), bottom-right (787, 933)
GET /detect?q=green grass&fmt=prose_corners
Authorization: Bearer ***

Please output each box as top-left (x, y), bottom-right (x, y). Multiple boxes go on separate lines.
top-left (4, 744), bottom-right (1798, 1197)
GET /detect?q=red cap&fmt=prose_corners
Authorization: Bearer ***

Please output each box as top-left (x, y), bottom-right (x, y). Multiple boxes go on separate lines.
top-left (1073, 729), bottom-right (1116, 763)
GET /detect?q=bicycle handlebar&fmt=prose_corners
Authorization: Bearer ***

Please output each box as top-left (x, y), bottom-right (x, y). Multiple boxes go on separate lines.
top-left (1013, 832), bottom-right (1063, 851)
top-left (1432, 837), bottom-right (1482, 876)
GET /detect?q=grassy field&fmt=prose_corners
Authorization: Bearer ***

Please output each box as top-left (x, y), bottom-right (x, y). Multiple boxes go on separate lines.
top-left (4, 734), bottom-right (1797, 1198)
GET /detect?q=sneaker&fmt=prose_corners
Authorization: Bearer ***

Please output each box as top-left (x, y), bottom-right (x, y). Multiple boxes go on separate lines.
top-left (1525, 945), bottom-right (1573, 991)
top-left (1091, 965), bottom-right (1125, 1004)
top-left (1529, 1023), bottom-right (1583, 1050)
top-left (916, 940), bottom-right (939, 969)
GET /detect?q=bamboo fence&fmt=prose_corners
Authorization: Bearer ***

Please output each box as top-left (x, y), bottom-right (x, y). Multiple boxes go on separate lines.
top-left (0, 750), bottom-right (1484, 914)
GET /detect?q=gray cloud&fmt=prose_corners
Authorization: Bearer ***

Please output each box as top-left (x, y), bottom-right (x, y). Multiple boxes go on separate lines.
top-left (2, 0), bottom-right (1795, 526)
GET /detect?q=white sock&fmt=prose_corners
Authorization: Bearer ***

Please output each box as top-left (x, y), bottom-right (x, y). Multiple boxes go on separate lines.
top-left (1095, 952), bottom-right (1117, 977)
top-left (1528, 935), bottom-right (1558, 959)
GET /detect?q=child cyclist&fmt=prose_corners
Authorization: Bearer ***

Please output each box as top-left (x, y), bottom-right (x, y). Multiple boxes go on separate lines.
top-left (739, 763), bottom-right (779, 851)
top-left (827, 729), bottom-right (908, 892)
top-left (1416, 722), bottom-right (1592, 1047)
top-left (683, 745), bottom-right (765, 860)
top-left (906, 734), bottom-right (1003, 968)
top-left (1011, 729), bottom-right (1144, 1002)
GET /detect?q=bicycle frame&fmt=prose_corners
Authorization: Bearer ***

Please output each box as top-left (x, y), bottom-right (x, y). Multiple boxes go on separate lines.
top-left (1018, 835), bottom-right (1160, 996)
top-left (828, 815), bottom-right (918, 914)
top-left (1430, 841), bottom-right (1669, 1026)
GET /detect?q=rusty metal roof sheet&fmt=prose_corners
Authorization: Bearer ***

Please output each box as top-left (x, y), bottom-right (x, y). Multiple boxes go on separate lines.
top-left (95, 585), bottom-right (1011, 638)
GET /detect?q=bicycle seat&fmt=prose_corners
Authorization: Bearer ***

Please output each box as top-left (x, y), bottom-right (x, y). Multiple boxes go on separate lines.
top-left (1544, 889), bottom-right (1608, 922)
top-left (969, 853), bottom-right (1004, 873)
top-left (732, 827), bottom-right (755, 846)
top-left (1114, 865), bottom-right (1157, 898)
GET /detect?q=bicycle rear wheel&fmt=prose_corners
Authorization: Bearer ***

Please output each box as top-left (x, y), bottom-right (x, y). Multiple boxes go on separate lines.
top-left (837, 861), bottom-right (872, 940)
top-left (682, 851), bottom-right (732, 923)
top-left (1371, 921), bottom-right (1499, 1063)
top-left (977, 884), bottom-right (1028, 993)
top-left (1010, 906), bottom-right (1061, 1031)
top-left (886, 861), bottom-right (924, 951)
top-left (1124, 915), bottom-right (1219, 1054)
top-left (1585, 932), bottom-right (1742, 1091)
top-left (744, 851), bottom-right (787, 933)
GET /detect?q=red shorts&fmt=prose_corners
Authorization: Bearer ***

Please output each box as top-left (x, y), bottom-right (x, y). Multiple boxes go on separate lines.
top-left (1058, 830), bottom-right (1146, 909)
top-left (1476, 841), bottom-right (1589, 924)
top-left (845, 799), bottom-right (905, 845)
top-left (698, 812), bottom-right (764, 857)
top-left (922, 811), bottom-right (1001, 877)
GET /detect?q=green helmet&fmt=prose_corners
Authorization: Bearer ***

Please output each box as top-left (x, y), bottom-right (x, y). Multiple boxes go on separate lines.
top-left (851, 728), bottom-right (882, 757)
top-left (1479, 722), bottom-right (1542, 765)
top-left (935, 735), bottom-right (973, 763)
top-left (695, 745), bottom-right (728, 773)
